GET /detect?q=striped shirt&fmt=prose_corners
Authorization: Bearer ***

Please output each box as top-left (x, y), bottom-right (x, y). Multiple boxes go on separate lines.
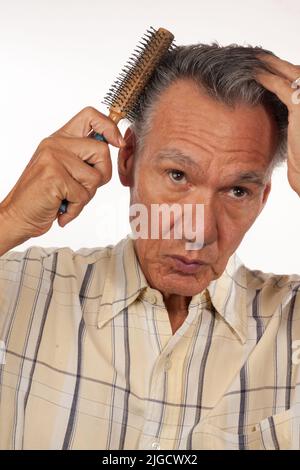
top-left (0, 234), bottom-right (300, 450)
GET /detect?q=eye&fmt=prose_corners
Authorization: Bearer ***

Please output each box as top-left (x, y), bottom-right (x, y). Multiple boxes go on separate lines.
top-left (167, 169), bottom-right (187, 184)
top-left (229, 186), bottom-right (251, 199)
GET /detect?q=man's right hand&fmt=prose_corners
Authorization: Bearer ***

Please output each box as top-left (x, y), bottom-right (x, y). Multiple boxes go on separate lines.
top-left (0, 107), bottom-right (125, 254)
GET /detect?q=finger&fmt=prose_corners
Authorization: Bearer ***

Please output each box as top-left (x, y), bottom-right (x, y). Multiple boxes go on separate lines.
top-left (52, 106), bottom-right (126, 148)
top-left (55, 147), bottom-right (112, 194)
top-left (50, 135), bottom-right (111, 165)
top-left (254, 70), bottom-right (300, 110)
top-left (256, 52), bottom-right (300, 83)
top-left (56, 174), bottom-right (91, 227)
top-left (51, 136), bottom-right (112, 179)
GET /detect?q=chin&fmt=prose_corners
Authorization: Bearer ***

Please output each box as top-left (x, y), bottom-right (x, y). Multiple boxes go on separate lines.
top-left (153, 271), bottom-right (211, 297)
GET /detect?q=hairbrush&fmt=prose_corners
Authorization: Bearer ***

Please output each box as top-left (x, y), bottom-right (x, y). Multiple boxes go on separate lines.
top-left (59, 26), bottom-right (175, 214)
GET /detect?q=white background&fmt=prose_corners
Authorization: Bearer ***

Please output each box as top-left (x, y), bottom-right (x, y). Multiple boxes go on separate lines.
top-left (0, 0), bottom-right (299, 274)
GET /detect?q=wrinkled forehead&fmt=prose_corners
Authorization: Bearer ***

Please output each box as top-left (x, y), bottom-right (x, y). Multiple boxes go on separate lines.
top-left (141, 79), bottom-right (278, 165)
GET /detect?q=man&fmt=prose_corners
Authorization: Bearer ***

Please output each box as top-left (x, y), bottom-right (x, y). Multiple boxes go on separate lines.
top-left (0, 43), bottom-right (299, 450)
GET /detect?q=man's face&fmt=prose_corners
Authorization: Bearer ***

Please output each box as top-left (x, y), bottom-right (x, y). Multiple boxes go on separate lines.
top-left (119, 79), bottom-right (277, 297)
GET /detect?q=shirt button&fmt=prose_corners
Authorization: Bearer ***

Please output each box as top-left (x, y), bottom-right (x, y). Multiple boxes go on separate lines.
top-left (149, 293), bottom-right (157, 304)
top-left (164, 358), bottom-right (172, 371)
top-left (151, 441), bottom-right (160, 450)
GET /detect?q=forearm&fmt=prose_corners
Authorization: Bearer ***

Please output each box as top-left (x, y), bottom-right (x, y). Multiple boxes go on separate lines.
top-left (0, 206), bottom-right (28, 256)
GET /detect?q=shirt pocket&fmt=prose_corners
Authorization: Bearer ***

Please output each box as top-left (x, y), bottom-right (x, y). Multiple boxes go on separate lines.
top-left (255, 409), bottom-right (292, 450)
top-left (191, 409), bottom-right (292, 450)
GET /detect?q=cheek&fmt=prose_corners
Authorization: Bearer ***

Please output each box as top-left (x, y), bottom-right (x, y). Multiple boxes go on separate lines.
top-left (134, 166), bottom-right (177, 205)
top-left (223, 198), bottom-right (260, 217)
top-left (132, 177), bottom-right (159, 205)
top-left (134, 239), bottom-right (170, 283)
top-left (134, 238), bottom-right (159, 262)
top-left (217, 205), bottom-right (259, 248)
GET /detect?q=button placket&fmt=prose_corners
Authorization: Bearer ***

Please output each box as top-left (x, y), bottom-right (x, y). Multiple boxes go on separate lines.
top-left (139, 349), bottom-right (177, 450)
top-left (164, 353), bottom-right (172, 371)
top-left (151, 441), bottom-right (161, 450)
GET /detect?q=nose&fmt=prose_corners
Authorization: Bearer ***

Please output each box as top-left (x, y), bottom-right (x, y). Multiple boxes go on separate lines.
top-left (183, 198), bottom-right (218, 249)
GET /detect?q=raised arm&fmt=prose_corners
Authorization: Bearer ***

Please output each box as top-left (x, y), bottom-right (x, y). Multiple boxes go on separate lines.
top-left (0, 107), bottom-right (125, 256)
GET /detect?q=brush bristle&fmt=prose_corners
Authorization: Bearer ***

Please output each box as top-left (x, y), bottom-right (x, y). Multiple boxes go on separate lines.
top-left (102, 27), bottom-right (175, 122)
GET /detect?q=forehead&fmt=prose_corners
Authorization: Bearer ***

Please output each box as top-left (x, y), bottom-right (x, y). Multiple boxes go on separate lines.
top-left (143, 79), bottom-right (277, 167)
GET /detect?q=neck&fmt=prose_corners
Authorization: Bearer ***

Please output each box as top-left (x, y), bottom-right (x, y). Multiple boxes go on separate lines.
top-left (163, 293), bottom-right (192, 334)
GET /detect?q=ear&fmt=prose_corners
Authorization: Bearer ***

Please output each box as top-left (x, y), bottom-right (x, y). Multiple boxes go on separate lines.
top-left (118, 126), bottom-right (136, 187)
top-left (262, 180), bottom-right (271, 204)
top-left (259, 180), bottom-right (272, 214)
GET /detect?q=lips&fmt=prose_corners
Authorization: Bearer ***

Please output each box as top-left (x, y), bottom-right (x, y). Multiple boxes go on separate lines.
top-left (168, 255), bottom-right (208, 274)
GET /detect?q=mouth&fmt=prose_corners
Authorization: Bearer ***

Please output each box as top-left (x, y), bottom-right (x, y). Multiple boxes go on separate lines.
top-left (167, 255), bottom-right (208, 274)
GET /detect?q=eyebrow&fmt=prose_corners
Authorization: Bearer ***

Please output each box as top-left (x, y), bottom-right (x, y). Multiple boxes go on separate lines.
top-left (156, 149), bottom-right (200, 170)
top-left (228, 172), bottom-right (265, 187)
top-left (155, 148), bottom-right (266, 187)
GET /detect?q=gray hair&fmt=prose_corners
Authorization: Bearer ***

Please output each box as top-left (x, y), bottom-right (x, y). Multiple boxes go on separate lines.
top-left (130, 42), bottom-right (288, 168)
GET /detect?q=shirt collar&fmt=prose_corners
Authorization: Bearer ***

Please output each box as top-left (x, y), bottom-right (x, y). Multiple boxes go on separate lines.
top-left (206, 253), bottom-right (248, 344)
top-left (97, 236), bottom-right (248, 343)
top-left (97, 235), bottom-right (148, 329)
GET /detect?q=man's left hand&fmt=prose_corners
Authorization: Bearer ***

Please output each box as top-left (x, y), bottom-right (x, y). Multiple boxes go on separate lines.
top-left (255, 53), bottom-right (300, 196)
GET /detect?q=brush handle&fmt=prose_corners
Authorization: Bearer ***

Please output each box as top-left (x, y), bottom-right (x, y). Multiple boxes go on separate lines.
top-left (58, 131), bottom-right (108, 214)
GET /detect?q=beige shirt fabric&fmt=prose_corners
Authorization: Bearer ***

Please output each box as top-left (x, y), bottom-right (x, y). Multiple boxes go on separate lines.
top-left (0, 234), bottom-right (300, 450)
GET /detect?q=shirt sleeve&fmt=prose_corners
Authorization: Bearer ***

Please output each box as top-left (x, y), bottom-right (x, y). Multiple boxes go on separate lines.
top-left (0, 246), bottom-right (58, 339)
